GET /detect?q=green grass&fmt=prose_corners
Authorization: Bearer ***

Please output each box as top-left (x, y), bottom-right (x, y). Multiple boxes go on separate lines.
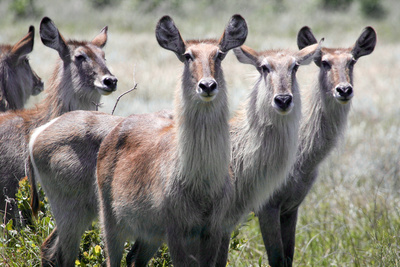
top-left (1, 0), bottom-right (400, 266)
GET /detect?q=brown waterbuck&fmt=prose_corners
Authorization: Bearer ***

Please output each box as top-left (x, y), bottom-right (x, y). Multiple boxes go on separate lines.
top-left (257, 26), bottom-right (376, 267)
top-left (127, 32), bottom-right (322, 267)
top-left (29, 110), bottom-right (125, 266)
top-left (0, 16), bottom-right (117, 223)
top-left (213, 36), bottom-right (323, 266)
top-left (0, 26), bottom-right (43, 111)
top-left (95, 15), bottom-right (247, 266)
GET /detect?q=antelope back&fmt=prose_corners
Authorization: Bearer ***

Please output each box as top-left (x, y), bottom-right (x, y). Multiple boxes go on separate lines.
top-left (297, 26), bottom-right (376, 104)
top-left (0, 26), bottom-right (43, 111)
top-left (40, 17), bottom-right (118, 111)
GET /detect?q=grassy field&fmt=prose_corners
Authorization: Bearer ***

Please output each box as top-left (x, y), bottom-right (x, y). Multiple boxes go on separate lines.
top-left (1, 0), bottom-right (399, 266)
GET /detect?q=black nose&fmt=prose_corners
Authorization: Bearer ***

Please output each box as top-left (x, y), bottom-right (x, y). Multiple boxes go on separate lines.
top-left (274, 94), bottom-right (293, 111)
top-left (336, 85), bottom-right (353, 98)
top-left (103, 76), bottom-right (118, 91)
top-left (198, 79), bottom-right (217, 94)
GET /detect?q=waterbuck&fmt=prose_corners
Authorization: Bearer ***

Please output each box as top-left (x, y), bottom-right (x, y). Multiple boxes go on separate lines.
top-left (257, 26), bottom-right (376, 267)
top-left (211, 37), bottom-right (322, 266)
top-left (29, 110), bottom-right (125, 266)
top-left (0, 16), bottom-right (117, 223)
top-left (127, 33), bottom-right (322, 267)
top-left (96, 15), bottom-right (247, 266)
top-left (0, 26), bottom-right (43, 111)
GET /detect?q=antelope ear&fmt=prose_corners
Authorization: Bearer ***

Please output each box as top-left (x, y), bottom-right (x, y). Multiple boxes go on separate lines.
top-left (40, 17), bottom-right (70, 61)
top-left (10, 26), bottom-right (35, 64)
top-left (295, 38), bottom-right (323, 66)
top-left (352, 26), bottom-right (376, 60)
top-left (297, 26), bottom-right (318, 50)
top-left (218, 14), bottom-right (248, 53)
top-left (155, 16), bottom-right (186, 62)
top-left (233, 45), bottom-right (259, 67)
top-left (91, 26), bottom-right (108, 48)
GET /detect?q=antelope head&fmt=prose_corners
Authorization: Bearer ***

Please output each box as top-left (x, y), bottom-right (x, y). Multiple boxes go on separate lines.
top-left (39, 17), bottom-right (118, 96)
top-left (297, 26), bottom-right (376, 104)
top-left (2, 26), bottom-right (44, 97)
top-left (234, 42), bottom-right (321, 115)
top-left (155, 14), bottom-right (248, 103)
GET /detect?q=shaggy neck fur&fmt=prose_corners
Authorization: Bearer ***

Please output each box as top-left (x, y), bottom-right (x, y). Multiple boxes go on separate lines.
top-left (229, 75), bottom-right (302, 222)
top-left (296, 71), bottom-right (351, 183)
top-left (172, 66), bottom-right (231, 198)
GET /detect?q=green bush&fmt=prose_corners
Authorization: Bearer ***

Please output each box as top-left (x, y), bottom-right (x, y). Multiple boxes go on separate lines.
top-left (359, 0), bottom-right (385, 19)
top-left (9, 0), bottom-right (41, 18)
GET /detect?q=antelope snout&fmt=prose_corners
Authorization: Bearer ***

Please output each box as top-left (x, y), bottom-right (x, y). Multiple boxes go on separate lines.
top-left (334, 83), bottom-right (353, 104)
top-left (95, 75), bottom-right (118, 95)
top-left (273, 94), bottom-right (293, 114)
top-left (32, 71), bottom-right (44, 96)
top-left (197, 78), bottom-right (218, 102)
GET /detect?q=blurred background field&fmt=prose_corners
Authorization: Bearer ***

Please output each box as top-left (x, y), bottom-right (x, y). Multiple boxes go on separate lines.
top-left (0, 0), bottom-right (399, 266)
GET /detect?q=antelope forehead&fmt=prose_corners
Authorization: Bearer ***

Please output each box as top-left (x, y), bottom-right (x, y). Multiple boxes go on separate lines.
top-left (77, 44), bottom-right (104, 60)
top-left (322, 53), bottom-right (353, 65)
top-left (262, 55), bottom-right (295, 70)
top-left (187, 43), bottom-right (219, 58)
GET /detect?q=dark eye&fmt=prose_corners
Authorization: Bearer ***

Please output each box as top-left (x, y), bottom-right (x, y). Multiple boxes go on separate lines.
top-left (75, 54), bottom-right (86, 62)
top-left (261, 65), bottom-right (270, 74)
top-left (183, 53), bottom-right (193, 62)
top-left (321, 60), bottom-right (331, 70)
top-left (293, 63), bottom-right (300, 73)
top-left (216, 51), bottom-right (226, 60)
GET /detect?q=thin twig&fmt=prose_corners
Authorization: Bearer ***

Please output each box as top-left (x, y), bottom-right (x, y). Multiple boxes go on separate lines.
top-left (111, 84), bottom-right (138, 115)
top-left (111, 66), bottom-right (138, 115)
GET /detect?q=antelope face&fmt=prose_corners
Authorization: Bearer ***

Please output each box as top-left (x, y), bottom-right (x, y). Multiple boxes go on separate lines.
top-left (234, 42), bottom-right (320, 115)
top-left (16, 56), bottom-right (44, 96)
top-left (184, 42), bottom-right (224, 102)
top-left (40, 17), bottom-right (118, 97)
top-left (2, 25), bottom-right (44, 97)
top-left (156, 14), bottom-right (248, 103)
top-left (71, 43), bottom-right (118, 96)
top-left (297, 26), bottom-right (376, 106)
top-left (258, 52), bottom-right (299, 115)
top-left (319, 48), bottom-right (356, 105)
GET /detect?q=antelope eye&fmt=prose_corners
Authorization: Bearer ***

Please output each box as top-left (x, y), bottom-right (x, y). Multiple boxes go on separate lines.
top-left (75, 54), bottom-right (86, 62)
top-left (216, 51), bottom-right (226, 60)
top-left (321, 60), bottom-right (331, 70)
top-left (183, 52), bottom-right (193, 62)
top-left (292, 63), bottom-right (300, 72)
top-left (261, 64), bottom-right (270, 73)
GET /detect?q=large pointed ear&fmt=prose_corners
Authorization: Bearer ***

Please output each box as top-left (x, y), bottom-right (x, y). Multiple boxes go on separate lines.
top-left (91, 26), bottom-right (108, 48)
top-left (219, 14), bottom-right (248, 53)
top-left (233, 45), bottom-right (259, 68)
top-left (40, 17), bottom-right (70, 61)
top-left (352, 26), bottom-right (376, 60)
top-left (155, 16), bottom-right (186, 62)
top-left (10, 26), bottom-right (35, 64)
top-left (297, 26), bottom-right (318, 50)
top-left (295, 39), bottom-right (323, 66)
